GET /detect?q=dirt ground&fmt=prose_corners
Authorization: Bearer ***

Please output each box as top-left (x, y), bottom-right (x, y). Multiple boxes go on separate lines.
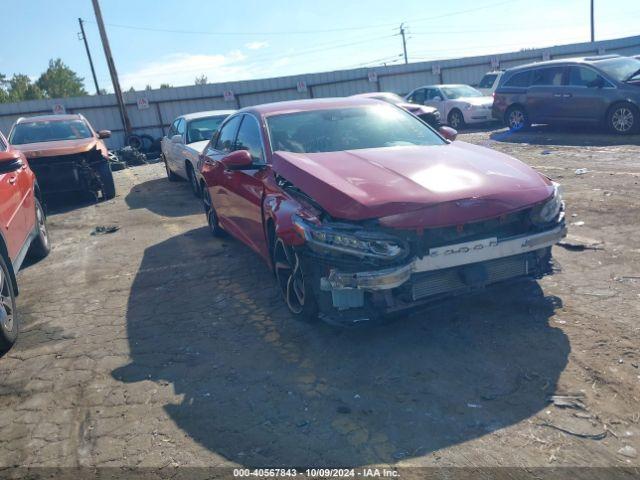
top-left (0, 125), bottom-right (639, 473)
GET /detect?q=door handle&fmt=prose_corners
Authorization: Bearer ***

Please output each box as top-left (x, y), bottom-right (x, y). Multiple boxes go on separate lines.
top-left (553, 93), bottom-right (562, 97)
top-left (8, 176), bottom-right (16, 185)
top-left (563, 93), bottom-right (573, 98)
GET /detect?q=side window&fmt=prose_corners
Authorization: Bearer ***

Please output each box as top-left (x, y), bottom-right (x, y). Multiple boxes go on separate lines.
top-left (479, 74), bottom-right (497, 89)
top-left (531, 67), bottom-right (564, 86)
top-left (176, 118), bottom-right (186, 136)
top-left (409, 89), bottom-right (425, 104)
top-left (426, 88), bottom-right (442, 100)
top-left (214, 115), bottom-right (242, 153)
top-left (168, 119), bottom-right (180, 137)
top-left (0, 135), bottom-right (6, 152)
top-left (504, 71), bottom-right (531, 87)
top-left (234, 115), bottom-right (265, 164)
top-left (568, 66), bottom-right (609, 87)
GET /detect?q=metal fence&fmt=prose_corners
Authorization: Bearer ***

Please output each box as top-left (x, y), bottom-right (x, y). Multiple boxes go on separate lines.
top-left (2, 34), bottom-right (640, 149)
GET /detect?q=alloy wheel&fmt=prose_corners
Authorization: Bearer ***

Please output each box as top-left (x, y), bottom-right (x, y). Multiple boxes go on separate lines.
top-left (202, 189), bottom-right (218, 235)
top-left (273, 239), bottom-right (306, 314)
top-left (612, 107), bottom-right (634, 133)
top-left (508, 109), bottom-right (525, 130)
top-left (0, 270), bottom-right (13, 333)
top-left (449, 111), bottom-right (462, 129)
top-left (36, 202), bottom-right (49, 249)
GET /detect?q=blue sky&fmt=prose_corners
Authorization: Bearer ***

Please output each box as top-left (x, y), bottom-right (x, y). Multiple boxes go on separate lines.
top-left (2, 0), bottom-right (639, 92)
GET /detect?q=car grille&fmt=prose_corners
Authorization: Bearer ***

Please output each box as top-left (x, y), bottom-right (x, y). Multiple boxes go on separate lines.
top-left (411, 253), bottom-right (530, 300)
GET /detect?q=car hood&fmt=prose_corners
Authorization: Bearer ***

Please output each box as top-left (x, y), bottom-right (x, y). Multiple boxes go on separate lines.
top-left (398, 102), bottom-right (438, 115)
top-left (272, 142), bottom-right (553, 229)
top-left (452, 96), bottom-right (494, 108)
top-left (12, 137), bottom-right (100, 158)
top-left (187, 140), bottom-right (210, 153)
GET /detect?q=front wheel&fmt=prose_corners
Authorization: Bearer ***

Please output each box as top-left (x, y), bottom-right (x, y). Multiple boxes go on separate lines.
top-left (447, 109), bottom-right (465, 129)
top-left (28, 198), bottom-right (51, 261)
top-left (202, 187), bottom-right (224, 237)
top-left (505, 106), bottom-right (530, 132)
top-left (607, 103), bottom-right (638, 135)
top-left (187, 166), bottom-right (201, 198)
top-left (273, 238), bottom-right (318, 321)
top-left (164, 156), bottom-right (179, 182)
top-left (0, 255), bottom-right (18, 353)
top-left (96, 162), bottom-right (116, 200)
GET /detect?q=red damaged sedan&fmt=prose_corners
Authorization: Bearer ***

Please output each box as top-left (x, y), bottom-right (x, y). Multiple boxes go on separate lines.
top-left (199, 98), bottom-right (566, 325)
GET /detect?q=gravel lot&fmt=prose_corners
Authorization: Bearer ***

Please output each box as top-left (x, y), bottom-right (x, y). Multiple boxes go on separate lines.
top-left (0, 125), bottom-right (639, 471)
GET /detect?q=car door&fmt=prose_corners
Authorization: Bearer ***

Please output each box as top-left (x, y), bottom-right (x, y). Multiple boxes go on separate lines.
top-left (171, 118), bottom-right (188, 177)
top-left (163, 119), bottom-right (180, 168)
top-left (0, 136), bottom-right (30, 262)
top-left (407, 88), bottom-right (426, 105)
top-left (560, 66), bottom-right (613, 123)
top-left (526, 66), bottom-right (566, 123)
top-left (217, 114), bottom-right (269, 257)
top-left (424, 87), bottom-right (446, 117)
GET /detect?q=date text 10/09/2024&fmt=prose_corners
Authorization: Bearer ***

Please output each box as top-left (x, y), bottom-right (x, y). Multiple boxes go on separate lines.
top-left (233, 468), bottom-right (400, 478)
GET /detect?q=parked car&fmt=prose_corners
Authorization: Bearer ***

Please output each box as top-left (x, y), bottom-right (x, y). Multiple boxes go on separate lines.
top-left (8, 114), bottom-right (115, 200)
top-left (0, 131), bottom-right (50, 352)
top-left (350, 92), bottom-right (441, 128)
top-left (477, 70), bottom-right (505, 95)
top-left (493, 55), bottom-right (640, 134)
top-left (198, 98), bottom-right (566, 326)
top-left (405, 84), bottom-right (495, 129)
top-left (161, 110), bottom-right (235, 196)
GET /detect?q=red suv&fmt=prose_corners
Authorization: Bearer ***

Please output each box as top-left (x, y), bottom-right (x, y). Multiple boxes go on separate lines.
top-left (0, 132), bottom-right (50, 352)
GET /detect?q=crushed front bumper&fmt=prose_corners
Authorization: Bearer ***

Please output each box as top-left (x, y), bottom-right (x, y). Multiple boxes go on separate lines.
top-left (316, 225), bottom-right (566, 320)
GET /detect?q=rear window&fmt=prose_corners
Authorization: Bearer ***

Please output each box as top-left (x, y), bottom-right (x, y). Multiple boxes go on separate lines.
top-left (479, 74), bottom-right (498, 89)
top-left (187, 115), bottom-right (228, 143)
top-left (9, 119), bottom-right (92, 145)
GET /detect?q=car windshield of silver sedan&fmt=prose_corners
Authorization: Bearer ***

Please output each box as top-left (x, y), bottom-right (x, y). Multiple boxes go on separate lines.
top-left (9, 120), bottom-right (92, 145)
top-left (441, 85), bottom-right (484, 99)
top-left (187, 115), bottom-right (228, 143)
top-left (267, 105), bottom-right (446, 153)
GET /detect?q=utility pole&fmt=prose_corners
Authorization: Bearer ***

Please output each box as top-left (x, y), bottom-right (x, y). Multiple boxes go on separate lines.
top-left (400, 23), bottom-right (408, 64)
top-left (78, 18), bottom-right (101, 95)
top-left (91, 0), bottom-right (132, 136)
top-left (590, 0), bottom-right (595, 42)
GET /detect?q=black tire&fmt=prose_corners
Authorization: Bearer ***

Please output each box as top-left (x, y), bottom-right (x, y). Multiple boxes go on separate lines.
top-left (607, 102), bottom-right (638, 135)
top-left (273, 238), bottom-right (318, 321)
top-left (505, 105), bottom-right (530, 132)
top-left (28, 198), bottom-right (51, 261)
top-left (187, 164), bottom-right (201, 198)
top-left (126, 134), bottom-right (143, 150)
top-left (164, 156), bottom-right (179, 182)
top-left (0, 255), bottom-right (18, 354)
top-left (202, 187), bottom-right (224, 237)
top-left (447, 109), bottom-right (465, 129)
top-left (96, 162), bottom-right (116, 200)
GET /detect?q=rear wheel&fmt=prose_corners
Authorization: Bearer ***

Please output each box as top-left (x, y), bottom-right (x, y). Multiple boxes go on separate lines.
top-left (187, 165), bottom-right (201, 198)
top-left (273, 238), bottom-right (317, 321)
top-left (28, 199), bottom-right (50, 261)
top-left (202, 187), bottom-right (224, 237)
top-left (97, 162), bottom-right (116, 200)
top-left (447, 109), bottom-right (465, 129)
top-left (505, 105), bottom-right (530, 132)
top-left (607, 103), bottom-right (638, 135)
top-left (0, 255), bottom-right (18, 353)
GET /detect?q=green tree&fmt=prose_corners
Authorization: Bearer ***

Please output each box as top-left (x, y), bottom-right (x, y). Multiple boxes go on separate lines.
top-left (0, 74), bottom-right (8, 103)
top-left (36, 59), bottom-right (87, 98)
top-left (7, 74), bottom-right (45, 101)
top-left (195, 75), bottom-right (207, 85)
top-left (145, 85), bottom-right (153, 91)
top-left (159, 83), bottom-right (172, 89)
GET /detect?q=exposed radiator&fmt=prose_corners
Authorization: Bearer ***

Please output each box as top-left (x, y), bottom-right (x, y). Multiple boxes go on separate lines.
top-left (411, 254), bottom-right (530, 300)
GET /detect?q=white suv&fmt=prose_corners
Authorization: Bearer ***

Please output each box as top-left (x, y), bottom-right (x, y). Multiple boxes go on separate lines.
top-left (477, 71), bottom-right (505, 95)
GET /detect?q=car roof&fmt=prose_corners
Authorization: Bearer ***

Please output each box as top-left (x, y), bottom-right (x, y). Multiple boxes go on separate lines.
top-left (180, 110), bottom-right (236, 121)
top-left (16, 114), bottom-right (84, 123)
top-left (412, 84), bottom-right (468, 90)
top-left (244, 97), bottom-right (384, 116)
top-left (505, 54), bottom-right (622, 73)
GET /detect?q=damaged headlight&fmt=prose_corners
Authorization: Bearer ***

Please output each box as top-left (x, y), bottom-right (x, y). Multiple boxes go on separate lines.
top-left (294, 216), bottom-right (407, 260)
top-left (530, 182), bottom-right (564, 226)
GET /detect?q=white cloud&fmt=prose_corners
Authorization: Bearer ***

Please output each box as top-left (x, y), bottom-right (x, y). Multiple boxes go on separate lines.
top-left (245, 41), bottom-right (269, 50)
top-left (121, 51), bottom-right (250, 90)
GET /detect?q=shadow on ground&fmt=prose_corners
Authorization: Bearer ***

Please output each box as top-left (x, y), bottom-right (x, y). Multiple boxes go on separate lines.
top-left (489, 124), bottom-right (640, 147)
top-left (114, 227), bottom-right (569, 467)
top-left (125, 178), bottom-right (201, 217)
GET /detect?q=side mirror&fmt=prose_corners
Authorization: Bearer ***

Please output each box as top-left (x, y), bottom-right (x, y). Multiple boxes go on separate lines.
top-left (431, 96), bottom-right (442, 102)
top-left (97, 130), bottom-right (111, 139)
top-left (171, 134), bottom-right (184, 144)
top-left (0, 151), bottom-right (23, 172)
top-left (439, 126), bottom-right (458, 142)
top-left (221, 150), bottom-right (253, 170)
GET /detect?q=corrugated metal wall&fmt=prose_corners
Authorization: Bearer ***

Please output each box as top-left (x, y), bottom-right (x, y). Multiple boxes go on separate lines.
top-left (2, 34), bottom-right (639, 149)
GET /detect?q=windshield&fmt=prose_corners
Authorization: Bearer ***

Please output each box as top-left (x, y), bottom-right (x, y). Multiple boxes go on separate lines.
top-left (267, 104), bottom-right (445, 154)
top-left (594, 57), bottom-right (640, 81)
top-left (441, 85), bottom-right (484, 99)
top-left (187, 115), bottom-right (228, 143)
top-left (9, 119), bottom-right (92, 145)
